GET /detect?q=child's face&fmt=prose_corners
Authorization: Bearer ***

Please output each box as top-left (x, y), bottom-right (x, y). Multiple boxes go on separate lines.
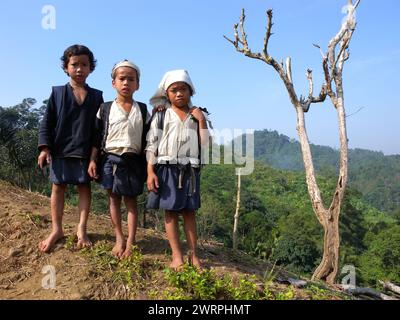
top-left (64, 55), bottom-right (91, 85)
top-left (112, 67), bottom-right (139, 99)
top-left (167, 82), bottom-right (191, 108)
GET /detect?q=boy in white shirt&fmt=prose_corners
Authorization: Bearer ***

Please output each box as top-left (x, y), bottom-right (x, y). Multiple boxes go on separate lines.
top-left (88, 60), bottom-right (149, 259)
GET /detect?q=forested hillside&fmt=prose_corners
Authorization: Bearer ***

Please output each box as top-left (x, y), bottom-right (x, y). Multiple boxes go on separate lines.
top-left (198, 162), bottom-right (399, 287)
top-left (252, 129), bottom-right (400, 213)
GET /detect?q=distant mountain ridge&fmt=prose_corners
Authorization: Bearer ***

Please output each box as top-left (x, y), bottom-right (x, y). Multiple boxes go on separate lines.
top-left (251, 129), bottom-right (400, 213)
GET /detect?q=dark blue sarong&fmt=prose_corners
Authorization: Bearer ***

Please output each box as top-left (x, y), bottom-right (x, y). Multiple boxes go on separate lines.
top-left (99, 153), bottom-right (145, 197)
top-left (147, 164), bottom-right (200, 211)
top-left (50, 157), bottom-right (90, 185)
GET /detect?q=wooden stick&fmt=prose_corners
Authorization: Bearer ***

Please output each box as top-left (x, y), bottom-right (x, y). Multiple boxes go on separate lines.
top-left (341, 285), bottom-right (398, 300)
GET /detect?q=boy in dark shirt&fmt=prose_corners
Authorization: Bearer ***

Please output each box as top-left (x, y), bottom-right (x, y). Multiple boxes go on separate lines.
top-left (38, 44), bottom-right (103, 252)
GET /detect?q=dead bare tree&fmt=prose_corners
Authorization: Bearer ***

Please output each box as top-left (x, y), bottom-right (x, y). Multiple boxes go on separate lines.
top-left (224, 0), bottom-right (360, 284)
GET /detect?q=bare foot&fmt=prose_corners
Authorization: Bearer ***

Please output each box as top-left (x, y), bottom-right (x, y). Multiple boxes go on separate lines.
top-left (191, 255), bottom-right (202, 269)
top-left (187, 250), bottom-right (202, 268)
top-left (112, 239), bottom-right (126, 259)
top-left (76, 234), bottom-right (92, 249)
top-left (76, 228), bottom-right (92, 249)
top-left (169, 256), bottom-right (184, 271)
top-left (121, 241), bottom-right (136, 259)
top-left (39, 230), bottom-right (64, 253)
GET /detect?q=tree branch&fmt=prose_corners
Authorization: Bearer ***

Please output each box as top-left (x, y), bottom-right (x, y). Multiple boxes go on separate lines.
top-left (224, 9), bottom-right (270, 63)
top-left (263, 9), bottom-right (274, 60)
top-left (313, 43), bottom-right (326, 59)
top-left (328, 0), bottom-right (358, 84)
top-left (299, 69), bottom-right (328, 112)
top-left (286, 57), bottom-right (292, 84)
top-left (323, 57), bottom-right (337, 103)
top-left (224, 8), bottom-right (299, 106)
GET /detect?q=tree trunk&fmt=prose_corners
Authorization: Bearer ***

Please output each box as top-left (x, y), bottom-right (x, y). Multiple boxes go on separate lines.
top-left (312, 207), bottom-right (340, 283)
top-left (313, 96), bottom-right (348, 283)
top-left (296, 105), bottom-right (342, 284)
top-left (233, 168), bottom-right (241, 250)
top-left (224, 0), bottom-right (357, 284)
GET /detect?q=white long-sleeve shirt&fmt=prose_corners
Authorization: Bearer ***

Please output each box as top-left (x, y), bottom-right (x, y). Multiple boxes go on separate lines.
top-left (97, 100), bottom-right (150, 155)
top-left (145, 108), bottom-right (202, 166)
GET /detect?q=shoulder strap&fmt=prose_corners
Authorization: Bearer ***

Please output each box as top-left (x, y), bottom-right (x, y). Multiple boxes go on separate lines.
top-left (190, 114), bottom-right (202, 165)
top-left (137, 102), bottom-right (148, 155)
top-left (157, 109), bottom-right (166, 132)
top-left (137, 102), bottom-right (147, 124)
top-left (100, 101), bottom-right (113, 152)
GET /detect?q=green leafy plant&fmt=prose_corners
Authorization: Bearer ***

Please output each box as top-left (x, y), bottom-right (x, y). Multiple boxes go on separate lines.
top-left (275, 286), bottom-right (295, 300)
top-left (229, 275), bottom-right (259, 300)
top-left (163, 264), bottom-right (263, 300)
top-left (306, 284), bottom-right (331, 300)
top-left (113, 245), bottom-right (144, 288)
top-left (64, 235), bottom-right (77, 251)
top-left (263, 262), bottom-right (277, 300)
top-left (164, 264), bottom-right (220, 299)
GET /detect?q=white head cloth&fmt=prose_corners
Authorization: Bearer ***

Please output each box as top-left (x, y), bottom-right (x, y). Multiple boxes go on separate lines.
top-left (111, 59), bottom-right (141, 80)
top-left (149, 69), bottom-right (195, 107)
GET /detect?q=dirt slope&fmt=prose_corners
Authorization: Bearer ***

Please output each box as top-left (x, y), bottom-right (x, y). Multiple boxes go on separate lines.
top-left (0, 181), bottom-right (347, 300)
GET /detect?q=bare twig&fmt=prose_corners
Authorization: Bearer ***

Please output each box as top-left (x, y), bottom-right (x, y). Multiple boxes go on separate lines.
top-left (346, 106), bottom-right (365, 118)
top-left (64, 263), bottom-right (93, 267)
top-left (263, 9), bottom-right (274, 60)
top-left (313, 43), bottom-right (326, 59)
top-left (26, 214), bottom-right (39, 229)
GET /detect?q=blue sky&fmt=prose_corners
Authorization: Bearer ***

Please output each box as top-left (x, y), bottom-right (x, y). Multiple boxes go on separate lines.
top-left (1, 0), bottom-right (399, 155)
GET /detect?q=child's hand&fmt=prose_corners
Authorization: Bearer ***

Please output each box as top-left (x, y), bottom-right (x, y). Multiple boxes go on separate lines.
top-left (190, 107), bottom-right (206, 123)
top-left (147, 172), bottom-right (159, 192)
top-left (88, 161), bottom-right (99, 179)
top-left (38, 148), bottom-right (51, 169)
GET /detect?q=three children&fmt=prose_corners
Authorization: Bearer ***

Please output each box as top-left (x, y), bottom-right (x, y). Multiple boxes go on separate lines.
top-left (38, 47), bottom-right (208, 268)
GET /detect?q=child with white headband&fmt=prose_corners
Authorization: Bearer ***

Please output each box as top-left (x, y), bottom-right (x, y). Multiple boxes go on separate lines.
top-left (88, 59), bottom-right (150, 259)
top-left (146, 69), bottom-right (210, 269)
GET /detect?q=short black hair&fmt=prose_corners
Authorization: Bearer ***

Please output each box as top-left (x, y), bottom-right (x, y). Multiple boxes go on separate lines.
top-left (61, 44), bottom-right (97, 72)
